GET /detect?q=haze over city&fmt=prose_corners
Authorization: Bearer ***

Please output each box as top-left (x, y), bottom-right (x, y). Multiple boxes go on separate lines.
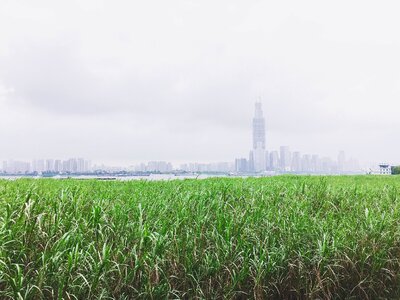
top-left (0, 0), bottom-right (399, 166)
top-left (2, 2), bottom-right (400, 298)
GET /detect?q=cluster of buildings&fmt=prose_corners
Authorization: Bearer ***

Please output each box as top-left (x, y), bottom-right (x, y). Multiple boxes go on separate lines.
top-left (236, 151), bottom-right (359, 174)
top-left (0, 102), bottom-right (364, 176)
top-left (131, 162), bottom-right (235, 173)
top-left (234, 102), bottom-right (360, 174)
top-left (235, 148), bottom-right (359, 174)
top-left (130, 103), bottom-right (360, 175)
top-left (179, 162), bottom-right (234, 173)
top-left (133, 161), bottom-right (174, 173)
top-left (1, 158), bottom-right (91, 174)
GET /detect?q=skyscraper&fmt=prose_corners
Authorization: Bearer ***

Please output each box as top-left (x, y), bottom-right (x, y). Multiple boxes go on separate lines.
top-left (253, 102), bottom-right (266, 150)
top-left (248, 151), bottom-right (255, 173)
top-left (280, 146), bottom-right (291, 171)
top-left (270, 151), bottom-right (280, 170)
top-left (46, 159), bottom-right (54, 172)
top-left (252, 101), bottom-right (266, 172)
top-left (235, 158), bottom-right (248, 173)
top-left (291, 151), bottom-right (301, 172)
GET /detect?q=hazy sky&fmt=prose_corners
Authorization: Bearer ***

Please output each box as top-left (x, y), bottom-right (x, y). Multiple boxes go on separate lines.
top-left (0, 0), bottom-right (399, 165)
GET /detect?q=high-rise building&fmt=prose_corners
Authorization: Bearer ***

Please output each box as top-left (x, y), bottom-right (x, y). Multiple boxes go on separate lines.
top-left (46, 159), bottom-right (55, 172)
top-left (253, 102), bottom-right (266, 150)
top-left (252, 102), bottom-right (266, 172)
top-left (248, 151), bottom-right (255, 173)
top-left (84, 160), bottom-right (91, 173)
top-left (311, 155), bottom-right (320, 173)
top-left (269, 151), bottom-right (280, 170)
top-left (321, 157), bottom-right (334, 173)
top-left (77, 158), bottom-right (85, 173)
top-left (280, 146), bottom-right (291, 171)
top-left (32, 159), bottom-right (45, 173)
top-left (265, 151), bottom-right (270, 170)
top-left (54, 160), bottom-right (62, 173)
top-left (253, 147), bottom-right (266, 172)
top-left (301, 154), bottom-right (311, 172)
top-left (146, 161), bottom-right (173, 173)
top-left (3, 160), bottom-right (30, 174)
top-left (291, 151), bottom-right (301, 172)
top-left (235, 158), bottom-right (248, 173)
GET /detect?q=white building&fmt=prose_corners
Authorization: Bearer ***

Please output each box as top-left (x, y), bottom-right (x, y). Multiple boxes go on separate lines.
top-left (379, 164), bottom-right (391, 175)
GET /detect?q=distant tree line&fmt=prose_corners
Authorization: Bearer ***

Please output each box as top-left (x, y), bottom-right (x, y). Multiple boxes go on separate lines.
top-left (391, 166), bottom-right (400, 175)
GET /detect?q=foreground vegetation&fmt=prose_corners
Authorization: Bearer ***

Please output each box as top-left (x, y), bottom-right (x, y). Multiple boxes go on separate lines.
top-left (0, 176), bottom-right (400, 299)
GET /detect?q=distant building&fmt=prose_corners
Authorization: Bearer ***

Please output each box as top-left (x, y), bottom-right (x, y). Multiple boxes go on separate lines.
top-left (291, 151), bottom-right (301, 172)
top-left (253, 102), bottom-right (266, 150)
top-left (45, 159), bottom-right (54, 172)
top-left (311, 155), bottom-right (320, 173)
top-left (248, 151), bottom-right (255, 173)
top-left (147, 161), bottom-right (173, 173)
top-left (265, 151), bottom-right (270, 170)
top-left (301, 154), bottom-right (311, 172)
top-left (379, 164), bottom-right (391, 175)
top-left (77, 158), bottom-right (85, 173)
top-left (269, 151), bottom-right (280, 171)
top-left (321, 157), bottom-right (334, 173)
top-left (235, 158), bottom-right (248, 173)
top-left (32, 159), bottom-right (45, 173)
top-left (280, 146), bottom-right (291, 171)
top-left (135, 163), bottom-right (147, 172)
top-left (253, 147), bottom-right (266, 172)
top-left (54, 160), bottom-right (62, 172)
top-left (252, 101), bottom-right (267, 172)
top-left (4, 160), bottom-right (31, 174)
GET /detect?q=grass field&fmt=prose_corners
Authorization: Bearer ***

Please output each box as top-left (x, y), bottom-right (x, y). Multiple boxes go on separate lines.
top-left (0, 176), bottom-right (399, 299)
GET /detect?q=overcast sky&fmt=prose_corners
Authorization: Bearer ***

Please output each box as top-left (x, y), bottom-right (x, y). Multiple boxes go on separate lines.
top-left (0, 0), bottom-right (399, 165)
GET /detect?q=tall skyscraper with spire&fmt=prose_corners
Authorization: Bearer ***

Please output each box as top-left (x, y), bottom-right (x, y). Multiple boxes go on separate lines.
top-left (253, 102), bottom-right (266, 150)
top-left (249, 101), bottom-right (266, 172)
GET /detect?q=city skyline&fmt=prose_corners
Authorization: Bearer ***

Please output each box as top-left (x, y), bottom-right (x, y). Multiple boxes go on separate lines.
top-left (235, 102), bottom-right (361, 174)
top-left (0, 99), bottom-right (371, 171)
top-left (1, 102), bottom-right (365, 175)
top-left (0, 1), bottom-right (399, 165)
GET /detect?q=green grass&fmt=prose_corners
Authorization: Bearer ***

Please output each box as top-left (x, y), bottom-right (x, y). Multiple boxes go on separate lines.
top-left (0, 176), bottom-right (399, 299)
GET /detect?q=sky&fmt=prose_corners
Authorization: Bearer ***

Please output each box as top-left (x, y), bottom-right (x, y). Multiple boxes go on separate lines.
top-left (0, 0), bottom-right (399, 166)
